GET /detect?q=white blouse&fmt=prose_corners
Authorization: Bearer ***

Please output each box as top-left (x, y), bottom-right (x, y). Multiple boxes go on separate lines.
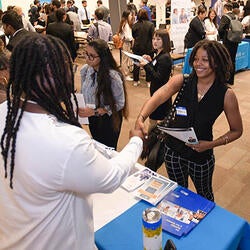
top-left (204, 18), bottom-right (218, 41)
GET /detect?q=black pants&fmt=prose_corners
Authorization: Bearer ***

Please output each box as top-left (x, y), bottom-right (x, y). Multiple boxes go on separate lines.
top-left (224, 41), bottom-right (238, 85)
top-left (88, 112), bottom-right (122, 150)
top-left (164, 145), bottom-right (215, 201)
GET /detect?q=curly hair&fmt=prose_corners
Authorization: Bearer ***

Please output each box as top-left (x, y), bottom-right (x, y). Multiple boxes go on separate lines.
top-left (189, 40), bottom-right (233, 84)
top-left (1, 33), bottom-right (81, 188)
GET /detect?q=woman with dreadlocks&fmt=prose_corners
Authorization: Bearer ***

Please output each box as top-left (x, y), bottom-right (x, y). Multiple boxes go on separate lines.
top-left (135, 40), bottom-right (243, 201)
top-left (0, 33), bottom-right (143, 249)
top-left (79, 39), bottom-right (128, 150)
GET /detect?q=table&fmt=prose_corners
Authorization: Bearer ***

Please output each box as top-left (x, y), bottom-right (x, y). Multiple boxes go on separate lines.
top-left (182, 41), bottom-right (250, 74)
top-left (94, 179), bottom-right (250, 250)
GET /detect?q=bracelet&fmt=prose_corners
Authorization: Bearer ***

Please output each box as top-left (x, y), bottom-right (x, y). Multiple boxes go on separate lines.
top-left (224, 135), bottom-right (229, 145)
top-left (221, 135), bottom-right (229, 145)
top-left (138, 114), bottom-right (146, 121)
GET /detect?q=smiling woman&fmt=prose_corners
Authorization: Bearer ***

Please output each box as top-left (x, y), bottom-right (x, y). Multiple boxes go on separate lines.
top-left (135, 40), bottom-right (243, 202)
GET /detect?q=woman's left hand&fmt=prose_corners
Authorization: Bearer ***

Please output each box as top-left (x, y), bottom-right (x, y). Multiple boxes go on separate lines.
top-left (186, 140), bottom-right (211, 152)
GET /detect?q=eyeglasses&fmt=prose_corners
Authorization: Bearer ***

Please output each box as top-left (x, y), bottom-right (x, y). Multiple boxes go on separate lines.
top-left (84, 52), bottom-right (99, 61)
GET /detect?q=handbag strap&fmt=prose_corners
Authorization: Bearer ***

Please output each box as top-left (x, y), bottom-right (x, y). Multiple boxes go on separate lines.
top-left (160, 74), bottom-right (189, 128)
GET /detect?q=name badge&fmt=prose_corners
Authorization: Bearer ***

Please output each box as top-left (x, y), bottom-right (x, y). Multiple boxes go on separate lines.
top-left (176, 106), bottom-right (187, 116)
top-left (152, 59), bottom-right (157, 66)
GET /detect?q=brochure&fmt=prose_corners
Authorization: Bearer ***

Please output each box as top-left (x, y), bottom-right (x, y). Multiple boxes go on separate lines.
top-left (133, 175), bottom-right (178, 205)
top-left (157, 126), bottom-right (198, 144)
top-left (121, 50), bottom-right (149, 64)
top-left (121, 167), bottom-right (158, 192)
top-left (157, 186), bottom-right (215, 237)
top-left (71, 93), bottom-right (89, 125)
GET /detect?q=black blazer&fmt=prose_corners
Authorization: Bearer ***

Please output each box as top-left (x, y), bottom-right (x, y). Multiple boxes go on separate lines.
top-left (6, 28), bottom-right (29, 52)
top-left (143, 51), bottom-right (172, 120)
top-left (184, 16), bottom-right (206, 49)
top-left (132, 20), bottom-right (154, 55)
top-left (46, 21), bottom-right (77, 60)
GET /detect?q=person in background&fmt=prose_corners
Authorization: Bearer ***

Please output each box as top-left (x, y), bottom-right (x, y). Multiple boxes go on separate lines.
top-left (243, 0), bottom-right (250, 18)
top-left (0, 32), bottom-right (143, 249)
top-left (67, 7), bottom-right (82, 31)
top-left (46, 8), bottom-right (77, 61)
top-left (135, 40), bottom-right (243, 201)
top-left (184, 5), bottom-right (207, 49)
top-left (29, 0), bottom-right (41, 26)
top-left (2, 10), bottom-right (30, 52)
top-left (132, 8), bottom-right (154, 87)
top-left (140, 0), bottom-right (152, 21)
top-left (96, 0), bottom-right (110, 23)
top-left (0, 43), bottom-right (9, 104)
top-left (127, 0), bottom-right (138, 16)
top-left (138, 29), bottom-right (172, 132)
top-left (218, 2), bottom-right (240, 85)
top-left (179, 8), bottom-right (188, 23)
top-left (79, 39), bottom-right (128, 150)
top-left (13, 6), bottom-right (36, 32)
top-left (78, 0), bottom-right (91, 25)
top-left (204, 8), bottom-right (218, 41)
top-left (87, 8), bottom-right (112, 42)
top-left (118, 10), bottom-right (134, 81)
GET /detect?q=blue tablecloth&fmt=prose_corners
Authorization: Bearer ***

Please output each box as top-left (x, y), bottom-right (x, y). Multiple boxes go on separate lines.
top-left (182, 41), bottom-right (250, 74)
top-left (95, 200), bottom-right (250, 250)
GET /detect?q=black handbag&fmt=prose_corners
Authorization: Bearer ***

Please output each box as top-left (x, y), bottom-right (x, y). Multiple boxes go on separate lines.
top-left (141, 75), bottom-right (188, 171)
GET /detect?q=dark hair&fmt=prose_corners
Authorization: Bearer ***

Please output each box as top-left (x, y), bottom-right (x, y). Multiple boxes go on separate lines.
top-left (189, 40), bottom-right (233, 83)
top-left (197, 5), bottom-right (207, 15)
top-left (118, 10), bottom-right (132, 33)
top-left (153, 29), bottom-right (171, 53)
top-left (1, 33), bottom-right (80, 188)
top-left (55, 8), bottom-right (66, 21)
top-left (2, 10), bottom-right (23, 30)
top-left (224, 3), bottom-right (233, 11)
top-left (95, 7), bottom-right (104, 20)
top-left (87, 39), bottom-right (128, 129)
top-left (97, 0), bottom-right (103, 4)
top-left (52, 0), bottom-right (61, 9)
top-left (207, 8), bottom-right (217, 27)
top-left (137, 8), bottom-right (149, 21)
top-left (0, 52), bottom-right (9, 71)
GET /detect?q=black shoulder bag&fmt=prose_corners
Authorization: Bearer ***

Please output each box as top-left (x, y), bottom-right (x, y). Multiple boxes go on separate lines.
top-left (141, 75), bottom-right (188, 172)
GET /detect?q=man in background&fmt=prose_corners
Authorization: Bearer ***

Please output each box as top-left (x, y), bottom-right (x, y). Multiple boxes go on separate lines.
top-left (88, 7), bottom-right (112, 42)
top-left (96, 0), bottom-right (110, 23)
top-left (2, 10), bottom-right (30, 52)
top-left (78, 0), bottom-right (91, 25)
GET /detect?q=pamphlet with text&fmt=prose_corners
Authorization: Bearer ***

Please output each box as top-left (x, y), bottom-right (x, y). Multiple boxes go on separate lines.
top-left (157, 126), bottom-right (198, 144)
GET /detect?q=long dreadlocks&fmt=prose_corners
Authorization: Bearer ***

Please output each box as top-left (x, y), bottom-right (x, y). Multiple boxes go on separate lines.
top-left (1, 33), bottom-right (81, 188)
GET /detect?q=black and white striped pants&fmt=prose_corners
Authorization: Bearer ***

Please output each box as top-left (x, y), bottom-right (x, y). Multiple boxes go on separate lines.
top-left (164, 145), bottom-right (215, 201)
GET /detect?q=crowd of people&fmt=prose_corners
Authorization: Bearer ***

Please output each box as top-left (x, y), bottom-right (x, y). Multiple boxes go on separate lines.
top-left (0, 0), bottom-right (246, 249)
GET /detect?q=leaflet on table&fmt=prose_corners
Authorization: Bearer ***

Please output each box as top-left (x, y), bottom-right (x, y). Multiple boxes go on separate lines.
top-left (156, 186), bottom-right (215, 237)
top-left (71, 93), bottom-right (89, 125)
top-left (121, 50), bottom-right (149, 63)
top-left (157, 126), bottom-right (198, 144)
top-left (132, 174), bottom-right (178, 205)
top-left (121, 167), bottom-right (159, 192)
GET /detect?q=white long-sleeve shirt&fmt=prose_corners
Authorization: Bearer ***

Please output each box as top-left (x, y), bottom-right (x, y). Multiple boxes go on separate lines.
top-left (0, 101), bottom-right (143, 250)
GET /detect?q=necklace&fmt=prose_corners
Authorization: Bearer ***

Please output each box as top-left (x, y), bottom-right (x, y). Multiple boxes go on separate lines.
top-left (197, 82), bottom-right (213, 102)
